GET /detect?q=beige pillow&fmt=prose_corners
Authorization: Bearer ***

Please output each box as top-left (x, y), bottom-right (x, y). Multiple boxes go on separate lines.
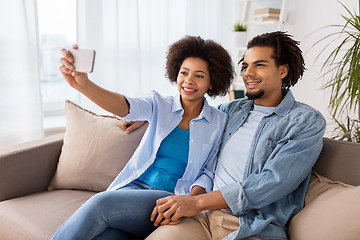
top-left (49, 100), bottom-right (147, 192)
top-left (288, 172), bottom-right (360, 240)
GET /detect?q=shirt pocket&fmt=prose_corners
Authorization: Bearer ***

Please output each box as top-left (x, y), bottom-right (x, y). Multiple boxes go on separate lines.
top-left (265, 137), bottom-right (288, 152)
top-left (265, 137), bottom-right (277, 150)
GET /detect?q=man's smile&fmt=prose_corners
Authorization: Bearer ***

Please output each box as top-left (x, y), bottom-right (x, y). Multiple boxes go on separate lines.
top-left (245, 80), bottom-right (262, 89)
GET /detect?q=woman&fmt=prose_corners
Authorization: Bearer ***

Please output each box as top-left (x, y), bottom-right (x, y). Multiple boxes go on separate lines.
top-left (52, 36), bottom-right (234, 240)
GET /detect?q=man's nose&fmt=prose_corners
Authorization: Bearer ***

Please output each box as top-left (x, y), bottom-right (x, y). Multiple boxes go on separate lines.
top-left (243, 66), bottom-right (255, 78)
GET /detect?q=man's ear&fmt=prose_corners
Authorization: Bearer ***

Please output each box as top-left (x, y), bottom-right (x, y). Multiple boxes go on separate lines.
top-left (280, 64), bottom-right (289, 79)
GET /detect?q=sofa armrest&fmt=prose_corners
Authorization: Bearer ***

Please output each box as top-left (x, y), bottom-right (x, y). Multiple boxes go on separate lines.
top-left (0, 134), bottom-right (64, 201)
top-left (313, 137), bottom-right (360, 186)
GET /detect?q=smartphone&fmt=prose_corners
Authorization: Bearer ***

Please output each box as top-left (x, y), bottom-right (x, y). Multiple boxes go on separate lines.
top-left (68, 48), bottom-right (96, 73)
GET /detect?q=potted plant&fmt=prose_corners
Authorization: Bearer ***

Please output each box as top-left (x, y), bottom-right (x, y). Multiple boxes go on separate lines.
top-left (313, 0), bottom-right (360, 142)
top-left (232, 22), bottom-right (248, 47)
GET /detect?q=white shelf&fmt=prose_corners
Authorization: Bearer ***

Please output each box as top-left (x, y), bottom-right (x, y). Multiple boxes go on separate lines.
top-left (235, 0), bottom-right (288, 33)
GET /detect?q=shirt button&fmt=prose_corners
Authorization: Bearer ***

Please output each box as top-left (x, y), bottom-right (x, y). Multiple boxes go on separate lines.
top-left (191, 122), bottom-right (194, 125)
top-left (191, 139), bottom-right (194, 142)
top-left (246, 163), bottom-right (250, 166)
top-left (229, 132), bottom-right (232, 135)
top-left (190, 161), bottom-right (193, 164)
top-left (259, 124), bottom-right (262, 127)
top-left (252, 142), bottom-right (255, 146)
top-left (241, 221), bottom-right (245, 225)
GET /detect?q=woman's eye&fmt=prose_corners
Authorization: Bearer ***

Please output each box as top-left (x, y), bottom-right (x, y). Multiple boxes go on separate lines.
top-left (196, 74), bottom-right (204, 78)
top-left (180, 71), bottom-right (187, 75)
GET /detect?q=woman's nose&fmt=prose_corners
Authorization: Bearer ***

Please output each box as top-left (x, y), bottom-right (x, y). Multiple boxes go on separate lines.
top-left (184, 75), bottom-right (194, 84)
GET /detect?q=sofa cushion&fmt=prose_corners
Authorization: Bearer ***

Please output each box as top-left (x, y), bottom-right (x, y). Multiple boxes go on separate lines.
top-left (287, 172), bottom-right (360, 240)
top-left (49, 100), bottom-right (147, 192)
top-left (0, 190), bottom-right (95, 240)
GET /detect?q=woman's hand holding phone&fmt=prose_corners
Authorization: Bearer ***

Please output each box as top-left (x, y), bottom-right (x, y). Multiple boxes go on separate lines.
top-left (60, 44), bottom-right (95, 91)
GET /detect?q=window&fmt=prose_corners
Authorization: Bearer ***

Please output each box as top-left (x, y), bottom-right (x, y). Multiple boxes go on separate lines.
top-left (37, 0), bottom-right (79, 132)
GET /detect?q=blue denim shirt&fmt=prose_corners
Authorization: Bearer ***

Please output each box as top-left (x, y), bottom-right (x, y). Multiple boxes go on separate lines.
top-left (107, 91), bottom-right (227, 195)
top-left (217, 90), bottom-right (326, 240)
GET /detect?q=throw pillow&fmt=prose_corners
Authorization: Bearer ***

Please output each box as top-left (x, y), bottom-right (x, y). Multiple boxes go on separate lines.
top-left (287, 172), bottom-right (360, 240)
top-left (49, 100), bottom-right (147, 192)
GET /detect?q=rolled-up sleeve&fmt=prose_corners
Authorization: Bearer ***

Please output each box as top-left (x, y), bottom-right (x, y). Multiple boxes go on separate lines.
top-left (121, 94), bottom-right (153, 121)
top-left (190, 139), bottom-right (222, 193)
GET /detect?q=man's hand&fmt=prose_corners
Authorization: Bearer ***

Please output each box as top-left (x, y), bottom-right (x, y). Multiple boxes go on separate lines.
top-left (150, 190), bottom-right (229, 227)
top-left (119, 120), bottom-right (146, 134)
top-left (151, 195), bottom-right (202, 227)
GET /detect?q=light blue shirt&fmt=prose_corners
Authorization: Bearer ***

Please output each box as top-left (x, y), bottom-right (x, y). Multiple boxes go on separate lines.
top-left (217, 90), bottom-right (326, 240)
top-left (107, 91), bottom-right (228, 195)
top-left (213, 105), bottom-right (275, 191)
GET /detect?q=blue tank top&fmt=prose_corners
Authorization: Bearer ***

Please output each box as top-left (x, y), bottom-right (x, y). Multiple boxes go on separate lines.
top-left (138, 126), bottom-right (190, 192)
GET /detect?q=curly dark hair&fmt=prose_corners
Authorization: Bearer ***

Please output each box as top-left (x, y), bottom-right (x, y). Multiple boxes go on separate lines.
top-left (243, 31), bottom-right (305, 89)
top-left (166, 36), bottom-right (234, 97)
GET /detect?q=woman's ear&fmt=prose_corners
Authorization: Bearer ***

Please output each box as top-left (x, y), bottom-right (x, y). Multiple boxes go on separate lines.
top-left (280, 64), bottom-right (289, 79)
top-left (209, 83), bottom-right (213, 90)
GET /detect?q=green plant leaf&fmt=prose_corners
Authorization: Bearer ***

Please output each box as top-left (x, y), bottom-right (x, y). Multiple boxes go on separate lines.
top-left (311, 0), bottom-right (360, 142)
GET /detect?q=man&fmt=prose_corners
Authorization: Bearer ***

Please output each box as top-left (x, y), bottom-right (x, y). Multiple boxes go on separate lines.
top-left (124, 31), bottom-right (326, 240)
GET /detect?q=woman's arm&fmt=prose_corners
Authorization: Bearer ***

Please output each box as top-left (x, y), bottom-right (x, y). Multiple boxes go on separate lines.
top-left (60, 46), bottom-right (129, 117)
top-left (188, 185), bottom-right (206, 196)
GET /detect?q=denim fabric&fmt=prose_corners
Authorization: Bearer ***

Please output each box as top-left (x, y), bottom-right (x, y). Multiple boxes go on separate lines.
top-left (217, 90), bottom-right (326, 240)
top-left (52, 180), bottom-right (173, 240)
top-left (107, 91), bottom-right (228, 195)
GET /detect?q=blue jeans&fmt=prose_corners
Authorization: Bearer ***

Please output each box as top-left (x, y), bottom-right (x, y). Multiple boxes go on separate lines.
top-left (51, 180), bottom-right (173, 240)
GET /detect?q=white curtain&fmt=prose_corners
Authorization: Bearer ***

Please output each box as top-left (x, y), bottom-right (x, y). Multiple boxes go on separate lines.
top-left (0, 0), bottom-right (43, 147)
top-left (76, 0), bottom-right (239, 113)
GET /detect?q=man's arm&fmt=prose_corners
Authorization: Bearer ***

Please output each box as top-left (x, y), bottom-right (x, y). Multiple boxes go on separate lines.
top-left (119, 120), bottom-right (146, 134)
top-left (151, 190), bottom-right (229, 226)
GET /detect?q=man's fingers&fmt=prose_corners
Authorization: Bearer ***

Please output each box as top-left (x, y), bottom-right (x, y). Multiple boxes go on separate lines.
top-left (125, 121), bottom-right (143, 134)
top-left (168, 218), bottom-right (182, 225)
top-left (119, 120), bottom-right (129, 131)
top-left (159, 218), bottom-right (171, 226)
top-left (154, 213), bottom-right (165, 227)
top-left (150, 206), bottom-right (158, 222)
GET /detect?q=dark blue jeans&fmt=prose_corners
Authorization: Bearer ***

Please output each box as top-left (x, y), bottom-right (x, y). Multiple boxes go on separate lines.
top-left (51, 180), bottom-right (172, 240)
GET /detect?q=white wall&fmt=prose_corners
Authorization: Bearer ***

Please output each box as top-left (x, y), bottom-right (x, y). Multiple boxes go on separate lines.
top-left (283, 0), bottom-right (358, 137)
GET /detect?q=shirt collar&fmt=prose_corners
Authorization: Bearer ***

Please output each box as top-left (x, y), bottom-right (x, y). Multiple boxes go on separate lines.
top-left (242, 89), bottom-right (295, 117)
top-left (172, 93), bottom-right (213, 123)
top-left (273, 89), bottom-right (295, 116)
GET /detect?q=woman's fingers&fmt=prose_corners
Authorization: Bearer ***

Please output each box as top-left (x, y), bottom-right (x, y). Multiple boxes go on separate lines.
top-left (60, 57), bottom-right (75, 70)
top-left (61, 48), bottom-right (74, 63)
